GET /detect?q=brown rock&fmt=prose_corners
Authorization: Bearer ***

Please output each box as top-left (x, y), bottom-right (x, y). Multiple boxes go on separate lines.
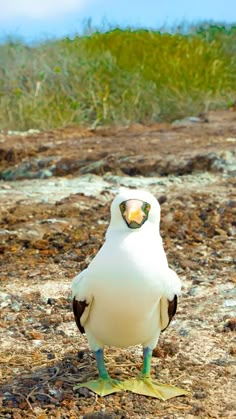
top-left (224, 318), bottom-right (236, 331)
top-left (32, 239), bottom-right (49, 249)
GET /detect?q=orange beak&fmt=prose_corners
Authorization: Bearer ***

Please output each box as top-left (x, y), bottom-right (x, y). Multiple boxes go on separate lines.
top-left (124, 200), bottom-right (144, 224)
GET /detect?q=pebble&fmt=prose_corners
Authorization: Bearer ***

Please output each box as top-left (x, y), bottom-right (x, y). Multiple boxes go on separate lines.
top-left (32, 339), bottom-right (43, 347)
top-left (194, 390), bottom-right (207, 399)
top-left (224, 318), bottom-right (236, 331)
top-left (179, 328), bottom-right (189, 337)
top-left (76, 387), bottom-right (93, 398)
top-left (182, 379), bottom-right (193, 385)
top-left (187, 286), bottom-right (200, 296)
top-left (224, 299), bottom-right (236, 307)
top-left (0, 292), bottom-right (11, 308)
top-left (6, 129), bottom-right (40, 136)
top-left (172, 116), bottom-right (205, 126)
top-left (11, 301), bottom-right (21, 312)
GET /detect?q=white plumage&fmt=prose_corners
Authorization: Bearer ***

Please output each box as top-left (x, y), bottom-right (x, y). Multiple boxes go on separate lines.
top-left (72, 189), bottom-right (181, 351)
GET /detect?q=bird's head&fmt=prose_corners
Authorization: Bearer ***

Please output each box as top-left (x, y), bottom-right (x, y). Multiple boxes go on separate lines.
top-left (107, 189), bottom-right (161, 235)
top-left (119, 199), bottom-right (151, 229)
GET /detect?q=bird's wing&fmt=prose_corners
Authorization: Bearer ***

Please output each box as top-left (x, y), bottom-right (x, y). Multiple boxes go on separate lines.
top-left (159, 268), bottom-right (181, 332)
top-left (71, 269), bottom-right (93, 334)
top-left (160, 295), bottom-right (177, 332)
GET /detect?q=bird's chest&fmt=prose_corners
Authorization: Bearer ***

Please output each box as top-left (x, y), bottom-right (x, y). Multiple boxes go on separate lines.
top-left (88, 235), bottom-right (166, 317)
top-left (92, 258), bottom-right (162, 318)
top-left (86, 239), bottom-right (165, 347)
top-left (88, 266), bottom-right (161, 348)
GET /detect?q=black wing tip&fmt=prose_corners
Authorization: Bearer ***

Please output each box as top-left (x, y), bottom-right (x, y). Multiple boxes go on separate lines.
top-left (72, 297), bottom-right (88, 334)
top-left (161, 295), bottom-right (178, 333)
top-left (169, 295), bottom-right (177, 319)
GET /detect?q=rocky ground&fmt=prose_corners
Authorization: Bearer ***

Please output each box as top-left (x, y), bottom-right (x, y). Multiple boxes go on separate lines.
top-left (0, 110), bottom-right (235, 418)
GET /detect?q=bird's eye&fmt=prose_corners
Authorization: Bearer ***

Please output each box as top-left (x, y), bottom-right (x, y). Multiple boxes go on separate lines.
top-left (144, 203), bottom-right (151, 213)
top-left (119, 203), bottom-right (126, 213)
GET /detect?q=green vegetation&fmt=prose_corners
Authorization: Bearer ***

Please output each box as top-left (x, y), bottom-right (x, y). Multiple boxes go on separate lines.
top-left (0, 24), bottom-right (236, 130)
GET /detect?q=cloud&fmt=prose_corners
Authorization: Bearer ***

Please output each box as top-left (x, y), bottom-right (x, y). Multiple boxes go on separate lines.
top-left (1, 0), bottom-right (89, 21)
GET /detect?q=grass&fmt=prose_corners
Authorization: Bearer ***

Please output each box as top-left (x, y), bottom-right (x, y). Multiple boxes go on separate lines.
top-left (0, 23), bottom-right (236, 130)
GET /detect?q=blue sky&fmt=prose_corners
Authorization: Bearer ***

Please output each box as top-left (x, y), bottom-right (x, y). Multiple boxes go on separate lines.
top-left (0, 0), bottom-right (236, 42)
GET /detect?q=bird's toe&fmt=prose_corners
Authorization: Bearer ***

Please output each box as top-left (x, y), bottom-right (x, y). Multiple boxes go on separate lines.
top-left (74, 377), bottom-right (123, 396)
top-left (122, 377), bottom-right (189, 400)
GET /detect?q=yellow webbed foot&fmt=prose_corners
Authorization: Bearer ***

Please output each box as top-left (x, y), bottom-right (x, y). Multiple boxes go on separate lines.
top-left (122, 377), bottom-right (189, 400)
top-left (74, 377), bottom-right (123, 396)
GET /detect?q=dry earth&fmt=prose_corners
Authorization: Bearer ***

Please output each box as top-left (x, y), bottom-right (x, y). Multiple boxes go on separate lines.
top-left (0, 110), bottom-right (235, 418)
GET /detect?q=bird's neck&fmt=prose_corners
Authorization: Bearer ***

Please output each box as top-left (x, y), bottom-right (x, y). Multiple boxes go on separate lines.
top-left (104, 227), bottom-right (168, 268)
top-left (106, 225), bottom-right (162, 245)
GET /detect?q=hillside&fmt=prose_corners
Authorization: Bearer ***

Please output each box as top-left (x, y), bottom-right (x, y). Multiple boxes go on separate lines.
top-left (0, 24), bottom-right (236, 131)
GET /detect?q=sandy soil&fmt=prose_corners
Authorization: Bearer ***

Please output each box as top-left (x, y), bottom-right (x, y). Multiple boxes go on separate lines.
top-left (0, 110), bottom-right (235, 418)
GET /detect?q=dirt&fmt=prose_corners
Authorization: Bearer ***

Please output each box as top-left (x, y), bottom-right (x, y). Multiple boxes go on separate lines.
top-left (0, 110), bottom-right (235, 418)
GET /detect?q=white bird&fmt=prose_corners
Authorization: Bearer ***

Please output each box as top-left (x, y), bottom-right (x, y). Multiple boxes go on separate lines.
top-left (72, 189), bottom-right (188, 399)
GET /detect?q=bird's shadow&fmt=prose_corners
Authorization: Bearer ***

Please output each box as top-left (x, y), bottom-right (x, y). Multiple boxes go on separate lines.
top-left (0, 347), bottom-right (144, 411)
top-left (0, 349), bottom-right (101, 411)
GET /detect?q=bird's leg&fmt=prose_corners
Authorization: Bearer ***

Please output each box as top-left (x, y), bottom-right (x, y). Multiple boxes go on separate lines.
top-left (122, 346), bottom-right (189, 400)
top-left (74, 346), bottom-right (188, 398)
top-left (141, 347), bottom-right (152, 378)
top-left (94, 349), bottom-right (109, 379)
top-left (74, 349), bottom-right (122, 396)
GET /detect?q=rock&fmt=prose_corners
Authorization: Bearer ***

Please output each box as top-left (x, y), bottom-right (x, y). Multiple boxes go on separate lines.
top-left (0, 158), bottom-right (55, 180)
top-left (194, 390), bottom-right (207, 399)
top-left (187, 286), bottom-right (200, 296)
top-left (54, 158), bottom-right (83, 176)
top-left (229, 347), bottom-right (236, 355)
top-left (211, 150), bottom-right (236, 174)
top-left (47, 352), bottom-right (56, 360)
top-left (32, 340), bottom-right (43, 347)
top-left (224, 318), bottom-right (236, 331)
top-left (118, 152), bottom-right (235, 176)
top-left (224, 300), bottom-right (236, 308)
top-left (158, 195), bottom-right (167, 205)
top-left (38, 169), bottom-right (53, 178)
top-left (1, 148), bottom-right (235, 181)
top-left (0, 292), bottom-right (11, 308)
top-left (172, 115), bottom-right (208, 126)
top-left (6, 129), bottom-right (40, 136)
top-left (47, 298), bottom-right (56, 305)
top-left (178, 328), bottom-right (189, 337)
top-left (76, 387), bottom-right (93, 398)
top-left (32, 239), bottom-right (49, 250)
top-left (77, 350), bottom-right (85, 360)
top-left (11, 301), bottom-right (21, 312)
top-left (79, 159), bottom-right (111, 175)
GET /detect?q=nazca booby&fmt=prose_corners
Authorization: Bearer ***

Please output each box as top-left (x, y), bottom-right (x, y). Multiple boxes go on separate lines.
top-left (72, 189), bottom-right (188, 399)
